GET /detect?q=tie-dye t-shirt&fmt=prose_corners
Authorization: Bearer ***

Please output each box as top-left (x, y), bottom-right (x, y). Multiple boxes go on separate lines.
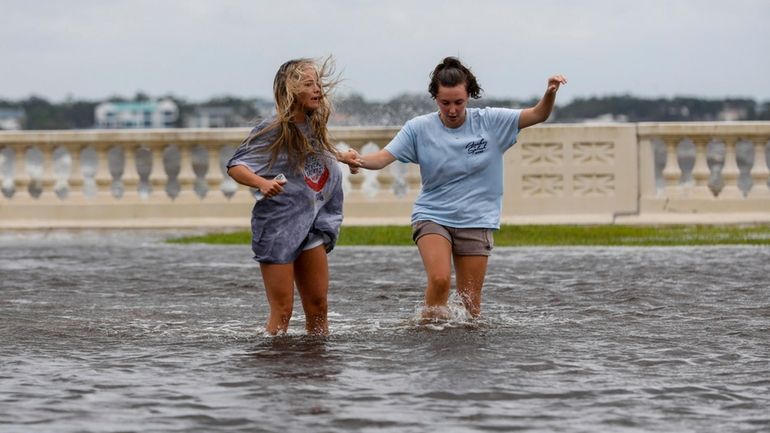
top-left (227, 118), bottom-right (343, 264)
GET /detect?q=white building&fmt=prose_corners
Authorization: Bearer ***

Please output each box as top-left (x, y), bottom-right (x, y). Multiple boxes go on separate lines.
top-left (95, 99), bottom-right (178, 129)
top-left (0, 108), bottom-right (25, 130)
top-left (718, 106), bottom-right (750, 121)
top-left (185, 106), bottom-right (239, 128)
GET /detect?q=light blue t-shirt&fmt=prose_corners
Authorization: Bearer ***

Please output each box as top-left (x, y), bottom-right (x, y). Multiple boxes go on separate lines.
top-left (385, 107), bottom-right (521, 229)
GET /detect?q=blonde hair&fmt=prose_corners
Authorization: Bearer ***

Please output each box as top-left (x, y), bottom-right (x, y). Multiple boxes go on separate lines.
top-left (243, 57), bottom-right (340, 173)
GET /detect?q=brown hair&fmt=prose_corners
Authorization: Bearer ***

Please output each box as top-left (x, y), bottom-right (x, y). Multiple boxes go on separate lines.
top-left (428, 57), bottom-right (483, 99)
top-left (243, 57), bottom-right (340, 173)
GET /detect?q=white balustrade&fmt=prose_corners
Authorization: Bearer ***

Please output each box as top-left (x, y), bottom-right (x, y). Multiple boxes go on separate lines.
top-left (359, 142), bottom-right (381, 198)
top-left (749, 139), bottom-right (770, 198)
top-left (690, 137), bottom-right (712, 199)
top-left (1, 123), bottom-right (770, 228)
top-left (661, 137), bottom-right (683, 197)
top-left (719, 137), bottom-right (743, 198)
top-left (334, 142), bottom-right (353, 194)
top-left (638, 122), bottom-right (770, 220)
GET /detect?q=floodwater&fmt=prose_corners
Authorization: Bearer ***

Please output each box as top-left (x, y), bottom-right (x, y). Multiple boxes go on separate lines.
top-left (1, 231), bottom-right (769, 432)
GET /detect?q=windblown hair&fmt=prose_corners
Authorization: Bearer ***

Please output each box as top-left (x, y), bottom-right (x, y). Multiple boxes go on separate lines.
top-left (428, 57), bottom-right (483, 99)
top-left (243, 57), bottom-right (340, 173)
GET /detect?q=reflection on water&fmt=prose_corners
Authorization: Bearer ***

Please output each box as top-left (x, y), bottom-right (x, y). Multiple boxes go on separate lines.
top-left (1, 232), bottom-right (769, 432)
top-left (242, 336), bottom-right (343, 382)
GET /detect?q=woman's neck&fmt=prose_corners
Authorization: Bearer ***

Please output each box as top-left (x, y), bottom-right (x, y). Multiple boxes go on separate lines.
top-left (292, 110), bottom-right (307, 124)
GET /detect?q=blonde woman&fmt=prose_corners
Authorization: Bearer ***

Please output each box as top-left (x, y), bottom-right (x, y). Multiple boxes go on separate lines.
top-left (227, 58), bottom-right (361, 335)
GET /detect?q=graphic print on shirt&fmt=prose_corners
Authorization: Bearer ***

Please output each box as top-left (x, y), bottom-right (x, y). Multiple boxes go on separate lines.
top-left (465, 137), bottom-right (488, 155)
top-left (303, 152), bottom-right (329, 192)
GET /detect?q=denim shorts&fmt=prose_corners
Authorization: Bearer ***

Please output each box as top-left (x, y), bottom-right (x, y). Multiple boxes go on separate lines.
top-left (411, 220), bottom-right (493, 256)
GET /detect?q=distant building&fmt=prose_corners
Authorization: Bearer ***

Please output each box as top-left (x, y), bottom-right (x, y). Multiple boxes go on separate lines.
top-left (581, 113), bottom-right (629, 123)
top-left (718, 105), bottom-right (749, 121)
top-left (0, 108), bottom-right (25, 130)
top-left (185, 99), bottom-right (273, 128)
top-left (94, 99), bottom-right (178, 129)
top-left (185, 106), bottom-right (244, 128)
top-left (254, 99), bottom-right (275, 117)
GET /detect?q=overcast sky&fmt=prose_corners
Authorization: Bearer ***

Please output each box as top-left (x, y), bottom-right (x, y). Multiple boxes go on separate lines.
top-left (2, 0), bottom-right (769, 103)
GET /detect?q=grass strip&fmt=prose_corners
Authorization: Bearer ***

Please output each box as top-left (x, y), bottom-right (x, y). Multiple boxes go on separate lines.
top-left (167, 224), bottom-right (770, 247)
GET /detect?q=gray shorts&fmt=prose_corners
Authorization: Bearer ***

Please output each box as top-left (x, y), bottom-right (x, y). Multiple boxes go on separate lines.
top-left (411, 220), bottom-right (494, 256)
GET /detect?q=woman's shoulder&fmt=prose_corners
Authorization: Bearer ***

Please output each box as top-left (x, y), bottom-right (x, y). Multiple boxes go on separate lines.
top-left (244, 117), bottom-right (279, 144)
top-left (405, 112), bottom-right (440, 129)
top-left (251, 116), bottom-right (277, 134)
top-left (470, 106), bottom-right (521, 123)
top-left (470, 106), bottom-right (518, 116)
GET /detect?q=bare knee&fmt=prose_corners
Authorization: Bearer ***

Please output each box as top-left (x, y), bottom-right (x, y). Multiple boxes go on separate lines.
top-left (303, 296), bottom-right (327, 316)
top-left (424, 273), bottom-right (451, 310)
top-left (269, 296), bottom-right (294, 319)
top-left (271, 307), bottom-right (293, 323)
top-left (427, 274), bottom-right (451, 293)
top-left (428, 272), bottom-right (451, 290)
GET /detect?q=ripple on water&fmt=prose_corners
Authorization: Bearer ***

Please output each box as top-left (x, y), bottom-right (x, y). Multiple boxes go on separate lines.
top-left (2, 237), bottom-right (770, 432)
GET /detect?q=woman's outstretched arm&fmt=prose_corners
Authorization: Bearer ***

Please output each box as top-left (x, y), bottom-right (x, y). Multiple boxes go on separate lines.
top-left (359, 149), bottom-right (397, 170)
top-left (519, 74), bottom-right (568, 129)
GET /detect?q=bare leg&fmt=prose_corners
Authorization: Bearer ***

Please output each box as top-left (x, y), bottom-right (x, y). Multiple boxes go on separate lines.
top-left (259, 262), bottom-right (295, 335)
top-left (416, 234), bottom-right (453, 320)
top-left (453, 255), bottom-right (488, 318)
top-left (293, 245), bottom-right (329, 336)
